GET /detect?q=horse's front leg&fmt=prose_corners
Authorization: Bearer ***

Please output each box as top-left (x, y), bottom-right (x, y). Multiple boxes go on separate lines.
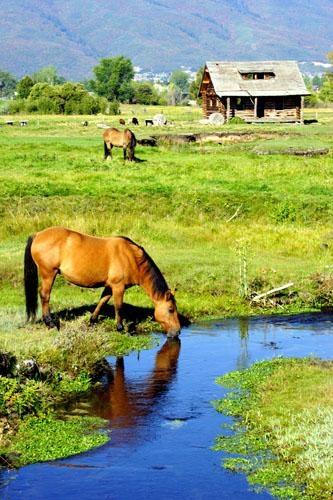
top-left (40, 270), bottom-right (59, 329)
top-left (90, 286), bottom-right (112, 324)
top-left (123, 146), bottom-right (127, 161)
top-left (112, 284), bottom-right (125, 332)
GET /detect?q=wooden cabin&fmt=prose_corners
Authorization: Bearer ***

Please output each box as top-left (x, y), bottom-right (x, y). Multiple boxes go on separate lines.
top-left (199, 61), bottom-right (310, 123)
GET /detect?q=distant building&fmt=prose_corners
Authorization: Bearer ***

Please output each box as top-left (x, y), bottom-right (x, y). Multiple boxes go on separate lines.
top-left (199, 61), bottom-right (310, 123)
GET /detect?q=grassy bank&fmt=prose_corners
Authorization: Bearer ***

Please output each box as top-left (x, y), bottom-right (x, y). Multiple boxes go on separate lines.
top-left (214, 358), bottom-right (333, 499)
top-left (0, 323), bottom-right (152, 466)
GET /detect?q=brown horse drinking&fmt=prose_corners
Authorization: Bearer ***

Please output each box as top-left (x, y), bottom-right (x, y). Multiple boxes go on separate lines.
top-left (24, 227), bottom-right (180, 337)
top-left (103, 127), bottom-right (136, 161)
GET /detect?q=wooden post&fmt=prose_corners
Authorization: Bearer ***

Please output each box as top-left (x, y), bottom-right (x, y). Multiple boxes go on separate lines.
top-left (254, 97), bottom-right (258, 119)
top-left (300, 96), bottom-right (304, 124)
top-left (202, 91), bottom-right (208, 117)
top-left (226, 97), bottom-right (230, 122)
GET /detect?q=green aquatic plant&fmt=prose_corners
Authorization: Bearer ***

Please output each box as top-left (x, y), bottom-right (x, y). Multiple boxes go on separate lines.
top-left (11, 415), bottom-right (109, 465)
top-left (214, 358), bottom-right (333, 499)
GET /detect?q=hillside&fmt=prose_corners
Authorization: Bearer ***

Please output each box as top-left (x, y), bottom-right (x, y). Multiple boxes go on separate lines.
top-left (0, 0), bottom-right (332, 79)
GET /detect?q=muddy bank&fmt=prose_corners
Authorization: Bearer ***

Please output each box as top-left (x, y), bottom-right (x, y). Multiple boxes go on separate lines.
top-left (138, 130), bottom-right (280, 146)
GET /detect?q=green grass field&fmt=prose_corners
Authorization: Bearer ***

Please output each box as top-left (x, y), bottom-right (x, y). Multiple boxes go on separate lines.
top-left (0, 105), bottom-right (332, 469)
top-left (0, 106), bottom-right (333, 351)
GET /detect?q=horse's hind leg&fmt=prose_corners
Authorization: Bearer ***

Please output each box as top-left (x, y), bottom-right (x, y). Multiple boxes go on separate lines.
top-left (90, 286), bottom-right (112, 324)
top-left (112, 284), bottom-right (125, 332)
top-left (123, 146), bottom-right (127, 161)
top-left (104, 142), bottom-right (112, 160)
top-left (39, 269), bottom-right (58, 329)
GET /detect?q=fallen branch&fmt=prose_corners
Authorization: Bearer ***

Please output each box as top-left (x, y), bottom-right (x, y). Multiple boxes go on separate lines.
top-left (251, 282), bottom-right (294, 302)
top-left (226, 204), bottom-right (243, 223)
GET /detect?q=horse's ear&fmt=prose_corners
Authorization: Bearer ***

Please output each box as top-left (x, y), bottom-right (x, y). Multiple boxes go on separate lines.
top-left (165, 290), bottom-right (172, 300)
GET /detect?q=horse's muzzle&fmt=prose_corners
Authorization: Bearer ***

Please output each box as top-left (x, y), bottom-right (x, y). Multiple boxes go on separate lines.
top-left (167, 328), bottom-right (181, 338)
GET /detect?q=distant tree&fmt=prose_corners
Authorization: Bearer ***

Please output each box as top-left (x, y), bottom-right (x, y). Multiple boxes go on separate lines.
top-left (16, 76), bottom-right (34, 98)
top-left (319, 52), bottom-right (333, 103)
top-left (90, 56), bottom-right (134, 102)
top-left (32, 65), bottom-right (65, 85)
top-left (312, 74), bottom-right (324, 89)
top-left (133, 81), bottom-right (160, 104)
top-left (0, 70), bottom-right (17, 98)
top-left (167, 82), bottom-right (183, 105)
top-left (189, 66), bottom-right (204, 101)
top-left (169, 69), bottom-right (190, 93)
top-left (319, 76), bottom-right (333, 103)
top-left (25, 82), bottom-right (106, 114)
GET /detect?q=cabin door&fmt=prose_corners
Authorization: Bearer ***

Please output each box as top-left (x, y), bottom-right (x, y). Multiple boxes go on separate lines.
top-left (257, 97), bottom-right (265, 118)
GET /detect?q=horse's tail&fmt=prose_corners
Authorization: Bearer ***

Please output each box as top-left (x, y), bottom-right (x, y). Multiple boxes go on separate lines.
top-left (130, 130), bottom-right (137, 149)
top-left (24, 235), bottom-right (38, 322)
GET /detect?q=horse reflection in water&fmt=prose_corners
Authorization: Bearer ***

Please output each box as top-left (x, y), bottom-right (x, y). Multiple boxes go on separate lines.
top-left (90, 339), bottom-right (180, 441)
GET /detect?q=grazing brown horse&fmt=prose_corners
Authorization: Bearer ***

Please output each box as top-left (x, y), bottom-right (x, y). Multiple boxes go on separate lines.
top-left (24, 227), bottom-right (180, 337)
top-left (103, 127), bottom-right (136, 161)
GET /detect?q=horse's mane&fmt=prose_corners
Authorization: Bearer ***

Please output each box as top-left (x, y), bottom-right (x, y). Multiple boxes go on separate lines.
top-left (120, 237), bottom-right (169, 299)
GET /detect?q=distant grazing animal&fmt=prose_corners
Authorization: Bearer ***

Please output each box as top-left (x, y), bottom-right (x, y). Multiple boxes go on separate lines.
top-left (119, 118), bottom-right (126, 125)
top-left (82, 121), bottom-right (88, 126)
top-left (145, 119), bottom-right (154, 126)
top-left (103, 127), bottom-right (136, 161)
top-left (132, 117), bottom-right (139, 125)
top-left (24, 227), bottom-right (181, 337)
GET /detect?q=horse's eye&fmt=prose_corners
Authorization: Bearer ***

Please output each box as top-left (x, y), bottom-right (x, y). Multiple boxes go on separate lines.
top-left (168, 307), bottom-right (174, 313)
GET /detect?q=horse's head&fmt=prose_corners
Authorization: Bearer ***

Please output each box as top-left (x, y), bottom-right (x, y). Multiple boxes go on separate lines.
top-left (154, 290), bottom-right (181, 338)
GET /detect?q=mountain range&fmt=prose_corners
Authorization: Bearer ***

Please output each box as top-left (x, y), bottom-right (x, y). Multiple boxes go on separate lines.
top-left (1, 0), bottom-right (332, 80)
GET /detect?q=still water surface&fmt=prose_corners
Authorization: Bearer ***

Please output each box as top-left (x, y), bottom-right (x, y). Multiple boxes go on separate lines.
top-left (1, 313), bottom-right (333, 499)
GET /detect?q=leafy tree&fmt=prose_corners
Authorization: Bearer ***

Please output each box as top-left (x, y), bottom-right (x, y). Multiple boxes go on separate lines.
top-left (0, 70), bottom-right (17, 98)
top-left (169, 69), bottom-right (190, 93)
top-left (319, 52), bottom-right (333, 103)
top-left (189, 66), bottom-right (204, 101)
top-left (16, 76), bottom-right (34, 98)
top-left (312, 75), bottom-right (324, 89)
top-left (25, 82), bottom-right (106, 114)
top-left (90, 56), bottom-right (134, 102)
top-left (319, 76), bottom-right (333, 103)
top-left (133, 81), bottom-right (160, 104)
top-left (167, 82), bottom-right (183, 105)
top-left (32, 66), bottom-right (65, 85)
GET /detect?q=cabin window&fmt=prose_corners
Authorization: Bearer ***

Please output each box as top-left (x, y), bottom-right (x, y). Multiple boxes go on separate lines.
top-left (239, 72), bottom-right (275, 80)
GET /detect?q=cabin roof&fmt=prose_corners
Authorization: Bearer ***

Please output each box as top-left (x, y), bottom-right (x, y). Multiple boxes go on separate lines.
top-left (203, 61), bottom-right (310, 97)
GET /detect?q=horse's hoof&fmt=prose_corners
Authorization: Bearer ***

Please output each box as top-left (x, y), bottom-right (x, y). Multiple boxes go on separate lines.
top-left (44, 316), bottom-right (59, 330)
top-left (90, 317), bottom-right (98, 326)
top-left (117, 324), bottom-right (124, 332)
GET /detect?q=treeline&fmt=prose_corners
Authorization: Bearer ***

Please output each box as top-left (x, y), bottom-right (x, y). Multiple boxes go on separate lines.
top-left (304, 52), bottom-right (333, 107)
top-left (0, 58), bottom-right (202, 115)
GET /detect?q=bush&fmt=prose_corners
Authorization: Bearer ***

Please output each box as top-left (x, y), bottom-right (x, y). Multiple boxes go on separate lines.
top-left (18, 82), bottom-right (108, 115)
top-left (36, 97), bottom-right (60, 114)
top-left (228, 116), bottom-right (246, 124)
top-left (7, 99), bottom-right (26, 113)
top-left (107, 100), bottom-right (120, 115)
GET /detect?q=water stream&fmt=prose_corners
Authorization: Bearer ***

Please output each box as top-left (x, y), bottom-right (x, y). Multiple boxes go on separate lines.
top-left (1, 313), bottom-right (333, 499)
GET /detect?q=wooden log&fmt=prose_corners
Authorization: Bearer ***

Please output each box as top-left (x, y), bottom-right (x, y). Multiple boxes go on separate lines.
top-left (251, 282), bottom-right (294, 302)
top-left (226, 97), bottom-right (230, 122)
top-left (300, 96), bottom-right (304, 124)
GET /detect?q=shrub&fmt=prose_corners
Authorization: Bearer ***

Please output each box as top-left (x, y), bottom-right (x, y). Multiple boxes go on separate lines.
top-left (7, 99), bottom-right (26, 114)
top-left (107, 100), bottom-right (120, 115)
top-left (228, 116), bottom-right (246, 124)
